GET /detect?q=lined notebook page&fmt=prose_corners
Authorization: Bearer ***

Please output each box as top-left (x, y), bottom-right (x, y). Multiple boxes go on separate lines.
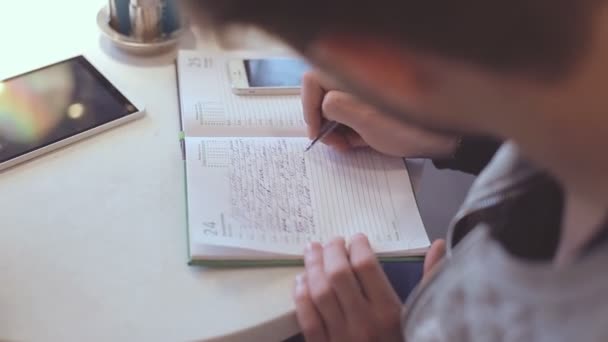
top-left (177, 51), bottom-right (307, 138)
top-left (185, 137), bottom-right (429, 255)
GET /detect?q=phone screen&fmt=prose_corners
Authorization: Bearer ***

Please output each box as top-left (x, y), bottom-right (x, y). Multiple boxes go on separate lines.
top-left (244, 58), bottom-right (310, 87)
top-left (0, 56), bottom-right (138, 164)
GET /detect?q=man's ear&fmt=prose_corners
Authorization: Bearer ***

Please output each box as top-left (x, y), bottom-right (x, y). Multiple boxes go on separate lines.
top-left (307, 34), bottom-right (435, 109)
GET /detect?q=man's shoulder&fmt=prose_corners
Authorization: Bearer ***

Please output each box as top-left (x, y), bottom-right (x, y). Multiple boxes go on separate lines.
top-left (404, 227), bottom-right (608, 342)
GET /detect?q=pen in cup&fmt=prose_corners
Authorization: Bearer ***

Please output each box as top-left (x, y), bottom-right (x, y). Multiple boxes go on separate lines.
top-left (304, 121), bottom-right (341, 152)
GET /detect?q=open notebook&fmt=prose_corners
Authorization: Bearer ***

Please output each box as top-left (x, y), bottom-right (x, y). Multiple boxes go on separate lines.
top-left (176, 51), bottom-right (430, 266)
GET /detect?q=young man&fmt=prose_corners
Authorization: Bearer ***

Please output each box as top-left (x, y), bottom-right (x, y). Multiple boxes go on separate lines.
top-left (193, 1), bottom-right (608, 341)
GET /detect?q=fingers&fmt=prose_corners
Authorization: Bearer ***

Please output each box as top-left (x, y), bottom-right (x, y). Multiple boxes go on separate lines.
top-left (318, 130), bottom-right (352, 152)
top-left (302, 71), bottom-right (368, 152)
top-left (304, 242), bottom-right (347, 339)
top-left (296, 236), bottom-right (403, 341)
top-left (348, 234), bottom-right (400, 307)
top-left (302, 71), bottom-right (325, 140)
top-left (423, 239), bottom-right (446, 277)
top-left (294, 273), bottom-right (328, 342)
top-left (342, 130), bottom-right (368, 148)
top-left (321, 127), bottom-right (368, 152)
top-left (321, 91), bottom-right (407, 153)
top-left (322, 238), bottom-right (368, 323)
top-left (321, 91), bottom-right (378, 136)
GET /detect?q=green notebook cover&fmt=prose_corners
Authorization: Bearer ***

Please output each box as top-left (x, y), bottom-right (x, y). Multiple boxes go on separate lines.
top-left (187, 257), bottom-right (424, 268)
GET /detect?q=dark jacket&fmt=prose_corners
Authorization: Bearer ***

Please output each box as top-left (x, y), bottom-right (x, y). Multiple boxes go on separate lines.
top-left (432, 137), bottom-right (606, 260)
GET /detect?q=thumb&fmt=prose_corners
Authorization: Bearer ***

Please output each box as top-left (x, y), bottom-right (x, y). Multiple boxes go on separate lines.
top-left (423, 239), bottom-right (446, 276)
top-left (321, 91), bottom-right (376, 131)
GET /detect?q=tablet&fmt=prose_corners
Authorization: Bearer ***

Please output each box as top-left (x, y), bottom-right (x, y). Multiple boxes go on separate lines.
top-left (0, 56), bottom-right (144, 171)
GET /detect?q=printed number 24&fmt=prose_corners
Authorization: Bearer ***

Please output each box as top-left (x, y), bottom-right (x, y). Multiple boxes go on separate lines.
top-left (203, 222), bottom-right (218, 236)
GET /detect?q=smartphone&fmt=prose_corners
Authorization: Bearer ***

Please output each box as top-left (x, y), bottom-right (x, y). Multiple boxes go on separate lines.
top-left (228, 58), bottom-right (310, 95)
top-left (0, 56), bottom-right (144, 171)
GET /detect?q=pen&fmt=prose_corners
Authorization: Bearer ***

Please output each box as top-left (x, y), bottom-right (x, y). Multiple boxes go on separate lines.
top-left (304, 121), bottom-right (341, 152)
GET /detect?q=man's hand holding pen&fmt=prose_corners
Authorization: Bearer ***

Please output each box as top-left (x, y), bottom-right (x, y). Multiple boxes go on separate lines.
top-left (302, 71), bottom-right (459, 158)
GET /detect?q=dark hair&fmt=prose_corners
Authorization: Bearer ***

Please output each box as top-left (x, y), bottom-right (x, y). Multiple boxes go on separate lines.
top-left (194, 0), bottom-right (600, 79)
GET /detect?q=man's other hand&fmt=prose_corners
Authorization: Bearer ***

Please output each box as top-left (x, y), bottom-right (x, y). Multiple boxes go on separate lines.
top-left (293, 235), bottom-right (403, 342)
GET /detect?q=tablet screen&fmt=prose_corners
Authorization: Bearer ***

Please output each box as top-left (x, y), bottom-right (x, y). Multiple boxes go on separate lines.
top-left (0, 56), bottom-right (138, 163)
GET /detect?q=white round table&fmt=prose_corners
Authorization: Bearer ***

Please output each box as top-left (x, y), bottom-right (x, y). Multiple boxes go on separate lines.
top-left (0, 1), bottom-right (425, 341)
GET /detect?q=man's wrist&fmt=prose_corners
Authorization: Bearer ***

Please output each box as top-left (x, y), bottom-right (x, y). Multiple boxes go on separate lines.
top-left (430, 136), bottom-right (462, 160)
top-left (432, 136), bottom-right (502, 175)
